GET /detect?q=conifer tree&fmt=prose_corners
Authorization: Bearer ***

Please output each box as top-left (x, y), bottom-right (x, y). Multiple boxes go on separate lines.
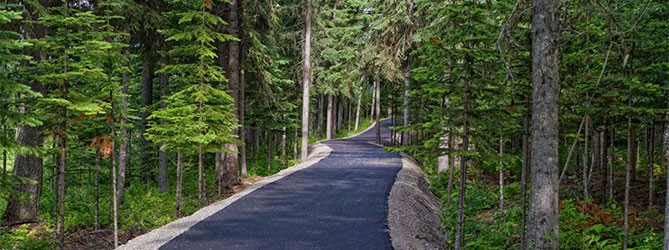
top-left (149, 0), bottom-right (237, 211)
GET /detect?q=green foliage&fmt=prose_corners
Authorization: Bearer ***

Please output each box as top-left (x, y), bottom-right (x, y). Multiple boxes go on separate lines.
top-left (148, 0), bottom-right (237, 153)
top-left (0, 224), bottom-right (54, 250)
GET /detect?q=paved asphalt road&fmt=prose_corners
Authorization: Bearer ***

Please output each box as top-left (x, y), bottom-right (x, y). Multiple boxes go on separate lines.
top-left (160, 119), bottom-right (402, 250)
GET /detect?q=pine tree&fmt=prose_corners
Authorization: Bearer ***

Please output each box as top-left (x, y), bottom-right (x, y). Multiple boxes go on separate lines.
top-left (149, 0), bottom-right (237, 211)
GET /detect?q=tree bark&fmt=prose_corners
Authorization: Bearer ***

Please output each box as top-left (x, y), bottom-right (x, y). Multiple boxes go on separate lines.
top-left (499, 136), bottom-right (504, 224)
top-left (240, 69), bottom-right (247, 178)
top-left (609, 125), bottom-right (615, 201)
top-left (117, 53), bottom-right (130, 203)
top-left (375, 79), bottom-right (381, 144)
top-left (583, 115), bottom-right (590, 198)
top-left (355, 86), bottom-right (362, 131)
top-left (198, 144), bottom-right (204, 209)
top-left (176, 152), bottom-right (183, 217)
top-left (454, 85), bottom-right (470, 250)
top-left (662, 110), bottom-right (669, 249)
top-left (648, 124), bottom-right (654, 207)
top-left (223, 0), bottom-right (241, 190)
top-left (158, 48), bottom-right (169, 192)
top-left (300, 0), bottom-right (312, 162)
top-left (402, 67), bottom-right (410, 146)
top-left (2, 125), bottom-right (44, 226)
top-left (94, 151), bottom-right (100, 230)
top-left (528, 0), bottom-right (560, 248)
top-left (140, 53), bottom-right (155, 184)
top-left (326, 94), bottom-right (334, 140)
top-left (624, 106), bottom-right (632, 249)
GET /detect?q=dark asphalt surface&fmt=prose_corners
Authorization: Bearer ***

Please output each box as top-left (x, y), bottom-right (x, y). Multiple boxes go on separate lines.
top-left (160, 119), bottom-right (402, 250)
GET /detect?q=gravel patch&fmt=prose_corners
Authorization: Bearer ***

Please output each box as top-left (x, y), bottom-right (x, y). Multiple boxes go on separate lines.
top-left (388, 153), bottom-right (446, 250)
top-left (116, 142), bottom-right (333, 250)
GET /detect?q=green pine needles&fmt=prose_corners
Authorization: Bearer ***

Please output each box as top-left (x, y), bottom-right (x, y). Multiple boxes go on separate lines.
top-left (148, 0), bottom-right (238, 154)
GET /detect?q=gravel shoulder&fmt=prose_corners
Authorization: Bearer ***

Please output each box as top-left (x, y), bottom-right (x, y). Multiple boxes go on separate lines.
top-left (388, 153), bottom-right (446, 250)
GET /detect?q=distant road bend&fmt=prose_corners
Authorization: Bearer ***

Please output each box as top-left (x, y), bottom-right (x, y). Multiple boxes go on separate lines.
top-left (123, 119), bottom-right (402, 250)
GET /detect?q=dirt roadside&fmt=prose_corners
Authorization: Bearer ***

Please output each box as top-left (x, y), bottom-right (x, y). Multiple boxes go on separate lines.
top-left (388, 153), bottom-right (446, 250)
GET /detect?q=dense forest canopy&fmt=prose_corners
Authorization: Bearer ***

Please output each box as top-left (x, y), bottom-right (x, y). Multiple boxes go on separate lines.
top-left (0, 0), bottom-right (668, 249)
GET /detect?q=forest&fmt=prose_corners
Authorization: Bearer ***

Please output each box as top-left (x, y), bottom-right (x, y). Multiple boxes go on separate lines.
top-left (0, 0), bottom-right (668, 249)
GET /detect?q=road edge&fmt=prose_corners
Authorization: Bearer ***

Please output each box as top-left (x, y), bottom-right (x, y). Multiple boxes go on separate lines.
top-left (388, 153), bottom-right (446, 250)
top-left (116, 142), bottom-right (333, 250)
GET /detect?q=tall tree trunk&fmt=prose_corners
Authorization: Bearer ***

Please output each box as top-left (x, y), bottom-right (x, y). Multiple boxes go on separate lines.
top-left (94, 151), bottom-right (100, 230)
top-left (648, 124), bottom-right (654, 207)
top-left (198, 144), bottom-right (204, 209)
top-left (609, 125), bottom-right (615, 201)
top-left (326, 94), bottom-right (334, 140)
top-left (355, 86), bottom-right (362, 131)
top-left (370, 82), bottom-right (376, 122)
top-left (583, 115), bottom-right (590, 198)
top-left (300, 0), bottom-right (312, 162)
top-left (624, 105), bottom-right (632, 249)
top-left (375, 79), bottom-right (381, 144)
top-left (402, 67), bottom-right (410, 146)
top-left (662, 110), bottom-right (669, 249)
top-left (117, 54), bottom-right (130, 203)
top-left (176, 152), bottom-right (183, 217)
top-left (499, 136), bottom-right (505, 224)
top-left (240, 69), bottom-right (247, 178)
top-left (223, 0), bottom-right (241, 190)
top-left (631, 128), bottom-right (637, 182)
top-left (158, 48), bottom-right (169, 193)
top-left (140, 53), bottom-right (155, 184)
top-left (454, 86), bottom-right (470, 250)
top-left (110, 94), bottom-right (118, 248)
top-left (528, 0), bottom-right (560, 248)
top-left (2, 125), bottom-right (44, 226)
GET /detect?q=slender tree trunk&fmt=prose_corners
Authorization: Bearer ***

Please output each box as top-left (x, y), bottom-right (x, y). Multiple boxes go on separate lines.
top-left (281, 127), bottom-right (287, 162)
top-left (454, 87), bottom-right (470, 250)
top-left (528, 0), bottom-right (561, 248)
top-left (140, 54), bottom-right (155, 184)
top-left (94, 151), bottom-right (100, 231)
top-left (402, 68), bottom-right (410, 146)
top-left (624, 106), bottom-right (632, 249)
top-left (609, 125), bottom-right (615, 201)
top-left (631, 128), bottom-right (637, 182)
top-left (158, 48), bottom-right (169, 192)
top-left (662, 110), bottom-right (669, 249)
top-left (499, 136), bottom-right (504, 224)
top-left (559, 117), bottom-right (585, 181)
top-left (355, 86), bottom-right (362, 131)
top-left (375, 79), bottom-right (381, 144)
top-left (198, 144), bottom-right (204, 209)
top-left (326, 94), bottom-right (334, 140)
top-left (648, 124), bottom-right (654, 207)
top-left (266, 132), bottom-right (272, 171)
top-left (300, 0), bottom-right (312, 162)
top-left (117, 56), bottom-right (130, 203)
top-left (110, 96), bottom-right (118, 248)
top-left (240, 69), bottom-right (247, 178)
top-left (583, 115), bottom-right (590, 198)
top-left (176, 152), bottom-right (183, 217)
top-left (370, 82), bottom-right (376, 122)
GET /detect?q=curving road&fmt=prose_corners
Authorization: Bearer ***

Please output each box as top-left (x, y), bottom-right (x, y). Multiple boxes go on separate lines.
top-left (159, 119), bottom-right (401, 250)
